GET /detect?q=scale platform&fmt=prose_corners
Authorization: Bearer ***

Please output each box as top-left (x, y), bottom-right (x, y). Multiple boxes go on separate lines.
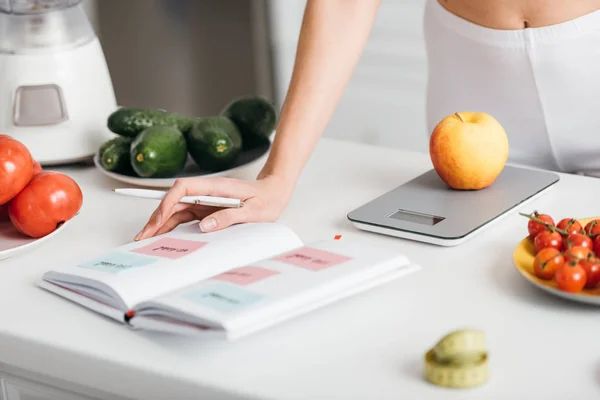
top-left (347, 166), bottom-right (560, 246)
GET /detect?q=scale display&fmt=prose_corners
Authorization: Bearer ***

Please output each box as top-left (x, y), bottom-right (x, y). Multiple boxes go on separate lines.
top-left (388, 210), bottom-right (445, 226)
top-left (347, 166), bottom-right (560, 246)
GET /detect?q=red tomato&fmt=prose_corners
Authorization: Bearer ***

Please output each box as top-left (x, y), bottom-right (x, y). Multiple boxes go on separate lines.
top-left (527, 213), bottom-right (554, 239)
top-left (556, 218), bottom-right (583, 236)
top-left (534, 230), bottom-right (563, 253)
top-left (0, 135), bottom-right (33, 205)
top-left (564, 246), bottom-right (591, 263)
top-left (8, 171), bottom-right (82, 238)
top-left (0, 203), bottom-right (8, 221)
top-left (32, 159), bottom-right (42, 175)
top-left (533, 248), bottom-right (564, 280)
top-left (579, 257), bottom-right (600, 289)
top-left (555, 262), bottom-right (587, 293)
top-left (564, 233), bottom-right (593, 250)
top-left (584, 220), bottom-right (600, 237)
top-left (594, 236), bottom-right (600, 257)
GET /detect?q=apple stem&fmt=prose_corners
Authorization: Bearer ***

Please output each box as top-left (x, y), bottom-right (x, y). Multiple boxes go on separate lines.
top-left (454, 112), bottom-right (464, 122)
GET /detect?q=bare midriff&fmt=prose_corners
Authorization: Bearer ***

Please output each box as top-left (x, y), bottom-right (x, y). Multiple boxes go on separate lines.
top-left (439, 0), bottom-right (600, 29)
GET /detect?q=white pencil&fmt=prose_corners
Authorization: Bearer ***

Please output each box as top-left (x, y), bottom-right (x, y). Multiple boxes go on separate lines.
top-left (111, 188), bottom-right (243, 208)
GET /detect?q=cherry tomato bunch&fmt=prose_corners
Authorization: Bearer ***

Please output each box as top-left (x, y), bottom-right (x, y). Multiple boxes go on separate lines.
top-left (0, 135), bottom-right (83, 238)
top-left (523, 211), bottom-right (600, 293)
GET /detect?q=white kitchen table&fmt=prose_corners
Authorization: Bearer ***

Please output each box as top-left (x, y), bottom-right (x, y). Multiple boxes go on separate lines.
top-left (0, 137), bottom-right (598, 400)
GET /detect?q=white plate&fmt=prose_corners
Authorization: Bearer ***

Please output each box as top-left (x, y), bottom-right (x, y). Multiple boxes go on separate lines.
top-left (94, 137), bottom-right (272, 188)
top-left (0, 218), bottom-right (73, 262)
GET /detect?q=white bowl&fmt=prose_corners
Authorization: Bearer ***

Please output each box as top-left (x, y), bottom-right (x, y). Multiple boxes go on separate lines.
top-left (0, 218), bottom-right (74, 262)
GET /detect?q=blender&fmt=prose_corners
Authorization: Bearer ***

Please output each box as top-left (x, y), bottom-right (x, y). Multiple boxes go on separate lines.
top-left (0, 0), bottom-right (117, 165)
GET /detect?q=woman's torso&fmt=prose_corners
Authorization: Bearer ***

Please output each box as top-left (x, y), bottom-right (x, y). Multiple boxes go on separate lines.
top-left (440, 0), bottom-right (600, 29)
top-left (424, 0), bottom-right (600, 174)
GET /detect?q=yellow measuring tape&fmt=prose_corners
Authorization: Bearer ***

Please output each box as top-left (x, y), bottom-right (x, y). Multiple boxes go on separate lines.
top-left (424, 329), bottom-right (489, 388)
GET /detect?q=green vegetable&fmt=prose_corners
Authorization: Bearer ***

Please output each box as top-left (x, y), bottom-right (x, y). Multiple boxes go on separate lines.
top-left (107, 107), bottom-right (194, 138)
top-left (130, 126), bottom-right (188, 178)
top-left (186, 116), bottom-right (242, 171)
top-left (220, 96), bottom-right (277, 148)
top-left (99, 135), bottom-right (131, 158)
top-left (100, 136), bottom-right (134, 174)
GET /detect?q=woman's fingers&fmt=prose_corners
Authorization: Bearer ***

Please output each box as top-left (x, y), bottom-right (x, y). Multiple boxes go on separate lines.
top-left (155, 177), bottom-right (254, 233)
top-left (154, 210), bottom-right (198, 236)
top-left (134, 176), bottom-right (263, 240)
top-left (199, 207), bottom-right (250, 232)
top-left (135, 202), bottom-right (192, 240)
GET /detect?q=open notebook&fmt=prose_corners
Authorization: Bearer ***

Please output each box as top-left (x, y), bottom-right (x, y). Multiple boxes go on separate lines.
top-left (38, 222), bottom-right (419, 340)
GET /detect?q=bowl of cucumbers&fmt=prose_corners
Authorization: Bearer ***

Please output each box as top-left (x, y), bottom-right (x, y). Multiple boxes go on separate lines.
top-left (94, 96), bottom-right (276, 188)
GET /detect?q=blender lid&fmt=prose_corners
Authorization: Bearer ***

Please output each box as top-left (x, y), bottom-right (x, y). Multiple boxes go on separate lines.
top-left (0, 0), bottom-right (81, 14)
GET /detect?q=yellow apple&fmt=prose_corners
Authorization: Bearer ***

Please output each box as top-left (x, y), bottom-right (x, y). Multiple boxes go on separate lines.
top-left (429, 112), bottom-right (509, 190)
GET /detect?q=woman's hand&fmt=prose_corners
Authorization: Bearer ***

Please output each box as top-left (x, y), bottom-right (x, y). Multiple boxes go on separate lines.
top-left (133, 174), bottom-right (294, 241)
top-left (134, 0), bottom-right (380, 241)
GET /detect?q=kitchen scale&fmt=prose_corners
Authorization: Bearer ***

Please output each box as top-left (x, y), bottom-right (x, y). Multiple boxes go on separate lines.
top-left (347, 165), bottom-right (560, 246)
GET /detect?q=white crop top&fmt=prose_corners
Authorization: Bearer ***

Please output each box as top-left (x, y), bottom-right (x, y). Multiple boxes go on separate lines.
top-left (423, 0), bottom-right (600, 175)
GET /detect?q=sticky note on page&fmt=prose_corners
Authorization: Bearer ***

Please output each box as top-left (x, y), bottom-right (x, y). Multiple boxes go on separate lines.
top-left (184, 282), bottom-right (263, 313)
top-left (131, 238), bottom-right (207, 260)
top-left (211, 266), bottom-right (279, 286)
top-left (273, 247), bottom-right (352, 271)
top-left (79, 251), bottom-right (157, 274)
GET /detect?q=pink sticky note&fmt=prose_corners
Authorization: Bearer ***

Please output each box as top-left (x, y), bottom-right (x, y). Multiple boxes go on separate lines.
top-left (212, 266), bottom-right (279, 286)
top-left (273, 247), bottom-right (352, 271)
top-left (131, 238), bottom-right (207, 260)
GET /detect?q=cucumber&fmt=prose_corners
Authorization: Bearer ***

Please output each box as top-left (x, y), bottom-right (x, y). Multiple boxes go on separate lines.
top-left (186, 116), bottom-right (242, 171)
top-left (100, 137), bottom-right (134, 175)
top-left (99, 139), bottom-right (113, 158)
top-left (220, 96), bottom-right (277, 148)
top-left (130, 126), bottom-right (188, 178)
top-left (107, 107), bottom-right (195, 138)
top-left (99, 136), bottom-right (134, 175)
top-left (99, 136), bottom-right (131, 158)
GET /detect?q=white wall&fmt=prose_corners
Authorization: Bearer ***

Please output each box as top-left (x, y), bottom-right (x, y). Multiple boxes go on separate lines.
top-left (267, 0), bottom-right (429, 154)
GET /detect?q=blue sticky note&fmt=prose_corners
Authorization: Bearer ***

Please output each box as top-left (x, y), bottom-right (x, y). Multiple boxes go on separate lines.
top-left (79, 251), bottom-right (157, 274)
top-left (184, 282), bottom-right (263, 313)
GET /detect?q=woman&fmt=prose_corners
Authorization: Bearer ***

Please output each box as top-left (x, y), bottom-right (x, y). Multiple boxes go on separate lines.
top-left (134, 0), bottom-right (600, 241)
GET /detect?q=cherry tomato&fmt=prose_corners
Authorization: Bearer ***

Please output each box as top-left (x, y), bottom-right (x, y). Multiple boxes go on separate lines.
top-left (527, 213), bottom-right (554, 239)
top-left (564, 233), bottom-right (593, 250)
top-left (0, 204), bottom-right (8, 221)
top-left (555, 261), bottom-right (587, 293)
top-left (32, 159), bottom-right (42, 175)
top-left (8, 171), bottom-right (82, 238)
top-left (584, 220), bottom-right (600, 237)
top-left (534, 230), bottom-right (563, 253)
top-left (533, 248), bottom-right (564, 280)
top-left (579, 257), bottom-right (600, 289)
top-left (564, 246), bottom-right (591, 263)
top-left (0, 135), bottom-right (33, 205)
top-left (594, 236), bottom-right (600, 257)
top-left (557, 218), bottom-right (583, 236)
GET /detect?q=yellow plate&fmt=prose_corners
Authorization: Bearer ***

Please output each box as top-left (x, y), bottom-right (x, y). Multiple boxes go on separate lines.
top-left (512, 216), bottom-right (600, 305)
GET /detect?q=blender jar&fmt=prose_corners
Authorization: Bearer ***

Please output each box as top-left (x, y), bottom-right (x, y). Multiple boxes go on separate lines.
top-left (0, 0), bottom-right (95, 54)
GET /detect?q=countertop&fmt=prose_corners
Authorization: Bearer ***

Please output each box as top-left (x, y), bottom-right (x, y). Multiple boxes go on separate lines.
top-left (0, 137), bottom-right (599, 400)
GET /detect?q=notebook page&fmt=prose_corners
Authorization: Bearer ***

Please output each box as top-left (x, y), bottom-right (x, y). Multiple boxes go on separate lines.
top-left (41, 222), bottom-right (303, 309)
top-left (133, 239), bottom-right (417, 334)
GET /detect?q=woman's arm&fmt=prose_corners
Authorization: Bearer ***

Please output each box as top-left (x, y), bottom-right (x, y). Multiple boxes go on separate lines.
top-left (260, 0), bottom-right (382, 182)
top-left (135, 0), bottom-right (381, 239)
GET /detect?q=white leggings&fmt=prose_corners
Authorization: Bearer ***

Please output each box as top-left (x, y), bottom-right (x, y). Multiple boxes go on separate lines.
top-left (424, 0), bottom-right (600, 175)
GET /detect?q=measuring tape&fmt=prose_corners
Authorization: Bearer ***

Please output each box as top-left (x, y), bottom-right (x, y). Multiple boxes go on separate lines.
top-left (424, 329), bottom-right (489, 388)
